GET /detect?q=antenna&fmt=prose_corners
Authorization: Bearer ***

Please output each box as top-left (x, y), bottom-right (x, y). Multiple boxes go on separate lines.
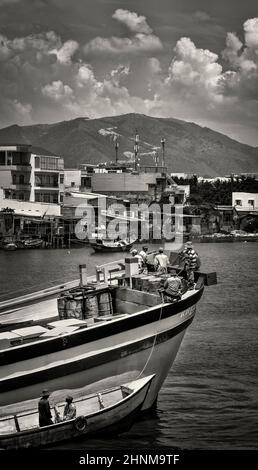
top-left (134, 129), bottom-right (139, 171)
top-left (114, 137), bottom-right (119, 164)
top-left (161, 137), bottom-right (166, 169)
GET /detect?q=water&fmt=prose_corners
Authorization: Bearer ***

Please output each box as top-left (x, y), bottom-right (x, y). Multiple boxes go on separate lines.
top-left (0, 243), bottom-right (257, 449)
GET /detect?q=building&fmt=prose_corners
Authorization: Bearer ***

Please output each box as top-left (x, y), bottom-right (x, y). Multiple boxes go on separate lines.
top-left (91, 168), bottom-right (185, 204)
top-left (0, 144), bottom-right (64, 204)
top-left (232, 192), bottom-right (258, 232)
top-left (232, 192), bottom-right (258, 212)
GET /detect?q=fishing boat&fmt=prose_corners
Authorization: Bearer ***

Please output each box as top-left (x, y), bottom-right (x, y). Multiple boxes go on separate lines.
top-left (90, 238), bottom-right (134, 252)
top-left (0, 375), bottom-right (154, 449)
top-left (22, 238), bottom-right (43, 249)
top-left (0, 257), bottom-right (216, 410)
top-left (0, 237), bottom-right (17, 251)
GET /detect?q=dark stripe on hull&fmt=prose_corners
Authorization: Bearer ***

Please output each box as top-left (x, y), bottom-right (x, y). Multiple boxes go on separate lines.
top-left (0, 286), bottom-right (203, 366)
top-left (0, 317), bottom-right (193, 393)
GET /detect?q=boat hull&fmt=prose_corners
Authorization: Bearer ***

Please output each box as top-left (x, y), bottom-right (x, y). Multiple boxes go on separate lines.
top-left (0, 288), bottom-right (202, 408)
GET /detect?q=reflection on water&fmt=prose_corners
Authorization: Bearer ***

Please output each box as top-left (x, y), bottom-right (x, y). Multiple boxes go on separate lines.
top-left (0, 242), bottom-right (257, 449)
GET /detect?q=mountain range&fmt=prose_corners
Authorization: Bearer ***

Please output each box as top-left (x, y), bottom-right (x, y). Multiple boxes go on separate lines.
top-left (0, 113), bottom-right (257, 176)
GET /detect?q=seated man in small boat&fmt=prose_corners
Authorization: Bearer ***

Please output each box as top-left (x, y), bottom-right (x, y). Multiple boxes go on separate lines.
top-left (163, 270), bottom-right (182, 302)
top-left (38, 389), bottom-right (53, 427)
top-left (63, 395), bottom-right (76, 421)
top-left (154, 247), bottom-right (170, 274)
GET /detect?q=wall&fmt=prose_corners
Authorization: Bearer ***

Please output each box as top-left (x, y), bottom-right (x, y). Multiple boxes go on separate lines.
top-left (0, 196), bottom-right (61, 216)
top-left (92, 172), bottom-right (164, 193)
top-left (64, 170), bottom-right (81, 189)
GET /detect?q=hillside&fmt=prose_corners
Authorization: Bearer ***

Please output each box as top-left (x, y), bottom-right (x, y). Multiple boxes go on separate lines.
top-left (0, 113), bottom-right (257, 176)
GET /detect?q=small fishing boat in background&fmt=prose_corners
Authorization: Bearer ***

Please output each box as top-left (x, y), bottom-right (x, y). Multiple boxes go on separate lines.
top-left (22, 238), bottom-right (43, 249)
top-left (90, 238), bottom-right (135, 253)
top-left (0, 237), bottom-right (17, 251)
top-left (0, 375), bottom-right (154, 449)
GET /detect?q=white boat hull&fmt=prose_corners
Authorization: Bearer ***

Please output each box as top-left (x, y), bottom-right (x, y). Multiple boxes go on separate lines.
top-left (0, 304), bottom-right (196, 409)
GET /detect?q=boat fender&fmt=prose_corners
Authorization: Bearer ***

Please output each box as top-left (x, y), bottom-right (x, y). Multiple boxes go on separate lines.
top-left (74, 416), bottom-right (87, 432)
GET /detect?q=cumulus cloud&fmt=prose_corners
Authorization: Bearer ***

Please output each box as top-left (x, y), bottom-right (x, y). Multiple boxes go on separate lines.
top-left (221, 17), bottom-right (258, 101)
top-left (42, 80), bottom-right (74, 101)
top-left (50, 39), bottom-right (79, 64)
top-left (84, 33), bottom-right (162, 56)
top-left (84, 9), bottom-right (162, 56)
top-left (165, 37), bottom-right (223, 106)
top-left (112, 9), bottom-right (152, 34)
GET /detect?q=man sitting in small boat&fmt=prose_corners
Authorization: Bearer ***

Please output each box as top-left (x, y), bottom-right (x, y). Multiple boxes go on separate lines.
top-left (63, 395), bottom-right (76, 421)
top-left (154, 248), bottom-right (169, 274)
top-left (38, 389), bottom-right (53, 427)
top-left (163, 270), bottom-right (183, 302)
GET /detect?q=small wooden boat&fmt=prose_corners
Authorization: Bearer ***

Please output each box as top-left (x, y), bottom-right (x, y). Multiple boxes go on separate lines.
top-left (22, 238), bottom-right (43, 249)
top-left (0, 375), bottom-right (154, 449)
top-left (90, 239), bottom-right (135, 253)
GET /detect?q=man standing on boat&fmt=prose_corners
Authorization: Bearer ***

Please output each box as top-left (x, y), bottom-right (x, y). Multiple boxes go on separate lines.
top-left (154, 247), bottom-right (170, 274)
top-left (181, 241), bottom-right (199, 289)
top-left (38, 390), bottom-right (53, 427)
top-left (131, 248), bottom-right (143, 271)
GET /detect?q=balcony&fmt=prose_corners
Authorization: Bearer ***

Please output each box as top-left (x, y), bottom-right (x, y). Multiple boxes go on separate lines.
top-left (10, 183), bottom-right (31, 190)
top-left (34, 183), bottom-right (59, 188)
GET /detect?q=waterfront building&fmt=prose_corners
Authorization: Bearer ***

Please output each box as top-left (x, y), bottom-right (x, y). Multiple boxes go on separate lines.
top-left (0, 144), bottom-right (64, 204)
top-left (232, 192), bottom-right (258, 213)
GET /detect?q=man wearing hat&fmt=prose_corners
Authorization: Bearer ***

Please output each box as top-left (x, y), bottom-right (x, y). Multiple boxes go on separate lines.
top-left (181, 241), bottom-right (199, 289)
top-left (38, 389), bottom-right (53, 427)
top-left (139, 246), bottom-right (148, 264)
top-left (154, 247), bottom-right (169, 275)
top-left (63, 395), bottom-right (76, 421)
top-left (163, 269), bottom-right (183, 301)
top-left (131, 248), bottom-right (143, 271)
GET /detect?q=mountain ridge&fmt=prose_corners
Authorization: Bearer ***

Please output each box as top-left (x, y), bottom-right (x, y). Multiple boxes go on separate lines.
top-left (0, 113), bottom-right (257, 177)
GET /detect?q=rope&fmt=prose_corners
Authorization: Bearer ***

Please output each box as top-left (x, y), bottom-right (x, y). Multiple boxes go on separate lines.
top-left (136, 297), bottom-right (165, 379)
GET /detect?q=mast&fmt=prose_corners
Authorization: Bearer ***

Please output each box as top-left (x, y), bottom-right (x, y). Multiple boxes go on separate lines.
top-left (114, 138), bottom-right (119, 164)
top-left (134, 130), bottom-right (139, 171)
top-left (161, 137), bottom-right (166, 169)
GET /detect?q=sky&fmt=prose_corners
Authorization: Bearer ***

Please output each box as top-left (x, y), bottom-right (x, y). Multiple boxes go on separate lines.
top-left (0, 0), bottom-right (258, 146)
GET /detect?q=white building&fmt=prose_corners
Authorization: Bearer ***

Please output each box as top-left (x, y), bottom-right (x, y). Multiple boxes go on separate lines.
top-left (232, 192), bottom-right (258, 212)
top-left (0, 144), bottom-right (64, 204)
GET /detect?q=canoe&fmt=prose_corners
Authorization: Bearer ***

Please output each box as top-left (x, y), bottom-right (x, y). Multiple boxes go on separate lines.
top-left (0, 374), bottom-right (154, 449)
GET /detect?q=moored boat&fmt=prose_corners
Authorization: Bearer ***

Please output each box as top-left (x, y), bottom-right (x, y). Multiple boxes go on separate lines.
top-left (90, 239), bottom-right (134, 252)
top-left (0, 375), bottom-right (154, 449)
top-left (0, 257), bottom-right (216, 410)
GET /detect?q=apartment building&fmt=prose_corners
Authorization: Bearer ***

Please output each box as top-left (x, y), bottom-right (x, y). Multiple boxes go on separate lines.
top-left (0, 144), bottom-right (64, 204)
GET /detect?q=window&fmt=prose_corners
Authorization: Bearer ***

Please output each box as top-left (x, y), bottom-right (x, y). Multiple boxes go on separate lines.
top-left (60, 174), bottom-right (64, 184)
top-left (248, 200), bottom-right (254, 208)
top-left (13, 174), bottom-right (16, 184)
top-left (35, 157), bottom-right (40, 168)
top-left (0, 152), bottom-right (5, 165)
top-left (19, 174), bottom-right (25, 184)
top-left (71, 182), bottom-right (75, 187)
top-left (7, 153), bottom-right (12, 165)
top-left (235, 200), bottom-right (242, 206)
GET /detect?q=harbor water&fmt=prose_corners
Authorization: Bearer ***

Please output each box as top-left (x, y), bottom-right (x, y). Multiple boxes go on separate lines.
top-left (0, 243), bottom-right (257, 450)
